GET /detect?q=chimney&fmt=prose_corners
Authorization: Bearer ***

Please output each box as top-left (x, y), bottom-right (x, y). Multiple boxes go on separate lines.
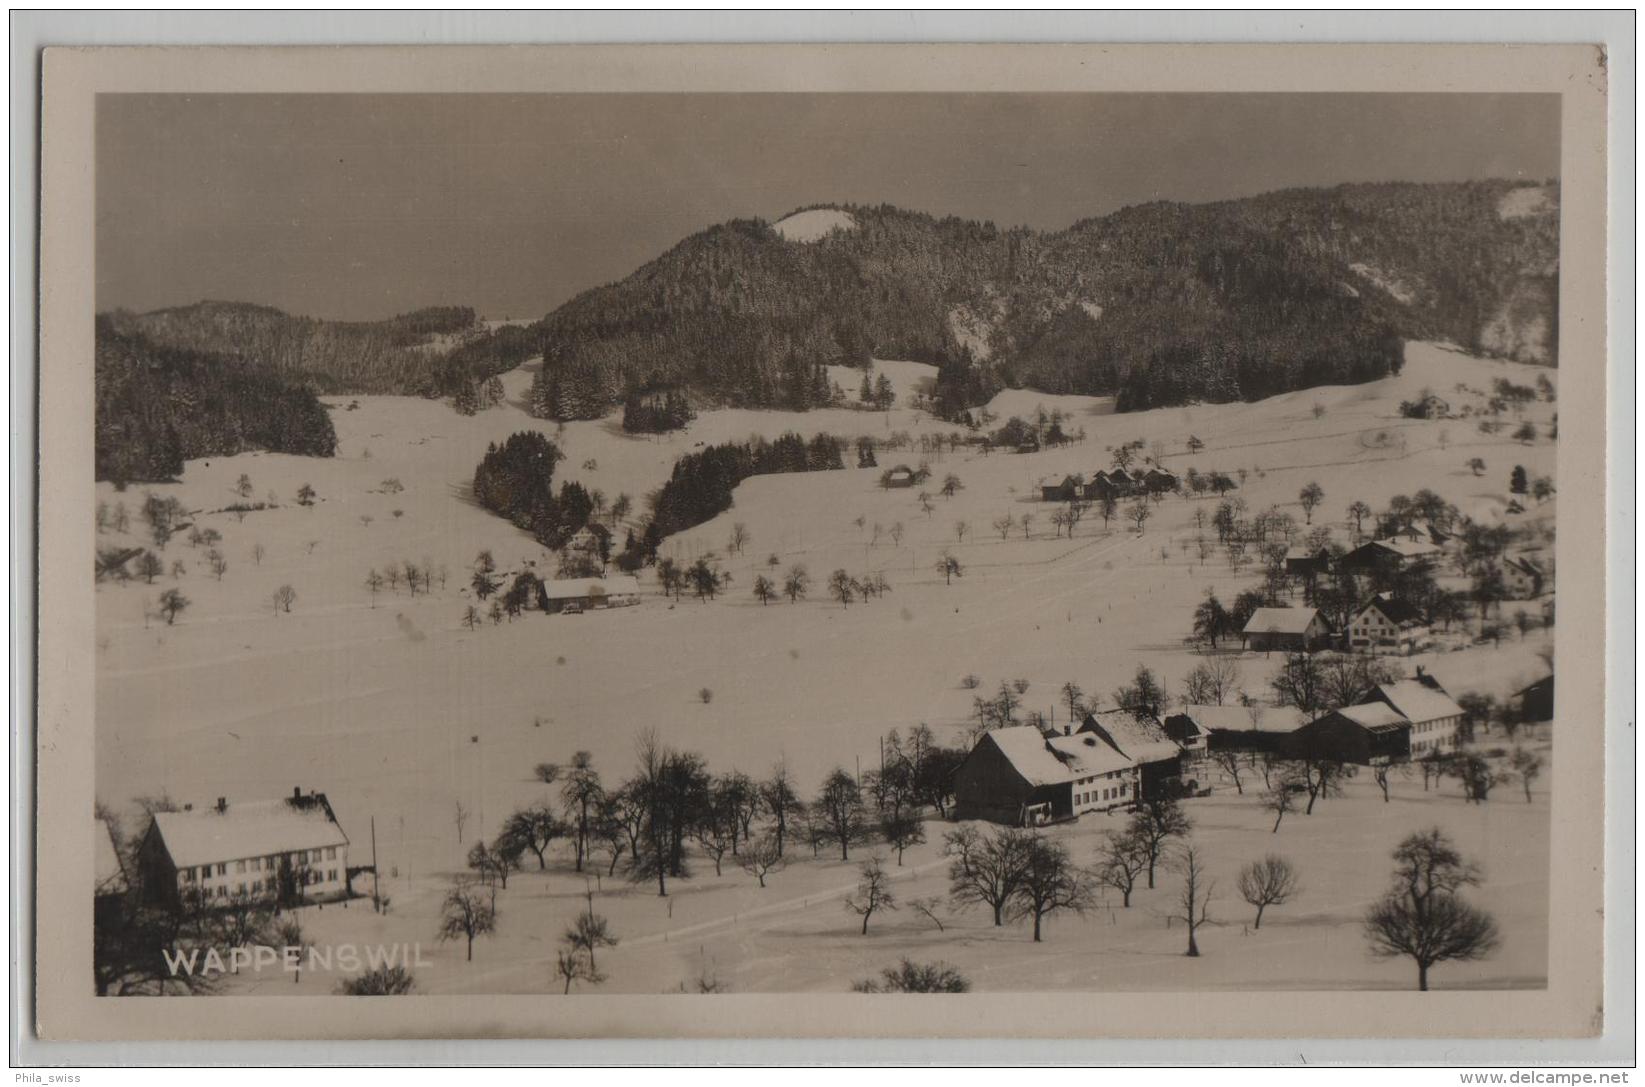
top-left (293, 786), bottom-right (302, 801)
top-left (1063, 724), bottom-right (1071, 737)
top-left (216, 797), bottom-right (227, 814)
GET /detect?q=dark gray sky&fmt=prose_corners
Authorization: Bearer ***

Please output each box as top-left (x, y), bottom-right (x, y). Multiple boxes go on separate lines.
top-left (97, 93), bottom-right (1560, 321)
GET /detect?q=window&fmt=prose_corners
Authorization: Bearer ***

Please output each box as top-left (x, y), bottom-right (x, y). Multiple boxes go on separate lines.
top-left (180, 868), bottom-right (194, 883)
top-left (216, 863), bottom-right (227, 877)
top-left (329, 869), bottom-right (337, 881)
top-left (326, 847), bottom-right (337, 860)
top-left (236, 860), bottom-right (246, 873)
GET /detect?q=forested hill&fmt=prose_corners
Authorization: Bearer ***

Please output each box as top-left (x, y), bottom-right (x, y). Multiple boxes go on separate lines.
top-left (529, 180), bottom-right (1558, 419)
top-left (95, 318), bottom-right (337, 484)
top-left (101, 302), bottom-right (539, 398)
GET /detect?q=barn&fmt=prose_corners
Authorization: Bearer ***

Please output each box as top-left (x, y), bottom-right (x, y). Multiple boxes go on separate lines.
top-left (951, 727), bottom-right (1075, 826)
top-left (1242, 607), bottom-right (1330, 653)
top-left (1284, 545), bottom-right (1334, 579)
top-left (1280, 704), bottom-right (1412, 766)
top-left (1515, 674), bottom-right (1554, 722)
top-left (541, 575), bottom-right (642, 613)
top-left (1164, 704), bottom-right (1308, 756)
top-left (1338, 538), bottom-right (1441, 574)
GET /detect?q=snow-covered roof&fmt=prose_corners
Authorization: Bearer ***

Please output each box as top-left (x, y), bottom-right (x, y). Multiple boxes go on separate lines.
top-left (981, 727), bottom-right (1073, 787)
top-left (95, 819), bottom-right (126, 895)
top-left (1372, 680), bottom-right (1464, 724)
top-left (1047, 733), bottom-right (1134, 777)
top-left (542, 576), bottom-right (641, 600)
top-left (1335, 703), bottom-right (1411, 731)
top-left (1080, 709), bottom-right (1181, 765)
top-left (1243, 607), bottom-right (1321, 635)
top-left (151, 797), bottom-right (348, 869)
top-left (1285, 544), bottom-right (1330, 561)
top-left (1372, 537), bottom-right (1441, 559)
top-left (1171, 704), bottom-right (1308, 733)
top-left (1356, 594), bottom-right (1422, 626)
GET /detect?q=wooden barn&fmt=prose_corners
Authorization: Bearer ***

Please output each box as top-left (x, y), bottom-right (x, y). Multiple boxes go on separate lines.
top-left (1284, 545), bottom-right (1334, 579)
top-left (1040, 474), bottom-right (1084, 502)
top-left (1280, 704), bottom-right (1412, 766)
top-left (1338, 538), bottom-right (1441, 575)
top-left (1515, 674), bottom-right (1554, 723)
top-left (1164, 704), bottom-right (1308, 756)
top-left (951, 727), bottom-right (1075, 825)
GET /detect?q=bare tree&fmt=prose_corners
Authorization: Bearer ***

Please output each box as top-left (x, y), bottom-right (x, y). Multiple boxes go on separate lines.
top-left (1211, 750), bottom-right (1247, 795)
top-left (272, 584), bottom-right (297, 615)
top-left (1130, 798), bottom-right (1191, 888)
top-left (1298, 482), bottom-right (1325, 524)
top-left (816, 769), bottom-right (867, 860)
top-left (739, 833), bottom-right (786, 887)
top-left (1263, 768), bottom-right (1304, 833)
top-left (1363, 829), bottom-right (1500, 990)
top-left (783, 564), bottom-right (810, 603)
top-left (1011, 835), bottom-right (1093, 941)
top-left (944, 825), bottom-right (1031, 926)
top-left (453, 800), bottom-right (469, 844)
top-left (157, 589), bottom-right (190, 625)
top-left (436, 880), bottom-right (496, 962)
top-left (993, 514), bottom-right (1015, 540)
top-left (954, 519), bottom-right (969, 543)
top-left (752, 575), bottom-right (776, 604)
top-left (1169, 844), bottom-right (1215, 957)
top-left (1095, 829), bottom-right (1150, 907)
top-left (879, 810), bottom-right (926, 865)
top-left (1237, 855), bottom-right (1300, 929)
top-left (564, 900), bottom-right (619, 974)
top-left (844, 856), bottom-right (898, 935)
top-left (1509, 749), bottom-right (1543, 802)
top-left (728, 522), bottom-right (750, 555)
top-left (554, 945), bottom-right (601, 994)
top-left (909, 897), bottom-right (948, 932)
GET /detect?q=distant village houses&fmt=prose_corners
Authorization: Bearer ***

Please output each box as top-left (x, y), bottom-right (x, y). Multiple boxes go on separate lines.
top-left (137, 788), bottom-right (352, 908)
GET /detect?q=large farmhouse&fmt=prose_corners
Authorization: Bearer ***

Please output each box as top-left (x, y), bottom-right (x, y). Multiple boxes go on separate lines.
top-left (1242, 607), bottom-right (1330, 653)
top-left (1076, 709), bottom-right (1183, 803)
top-left (952, 725), bottom-right (1142, 826)
top-left (138, 789), bottom-right (352, 908)
top-left (1365, 673), bottom-right (1465, 757)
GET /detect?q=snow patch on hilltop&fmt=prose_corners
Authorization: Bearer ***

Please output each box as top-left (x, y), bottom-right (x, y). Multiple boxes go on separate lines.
top-left (1498, 185), bottom-right (1555, 220)
top-left (1348, 261), bottom-right (1417, 305)
top-left (772, 208), bottom-right (857, 243)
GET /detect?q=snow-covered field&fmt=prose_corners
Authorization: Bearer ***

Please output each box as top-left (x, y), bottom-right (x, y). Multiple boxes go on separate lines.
top-left (95, 341), bottom-right (1557, 993)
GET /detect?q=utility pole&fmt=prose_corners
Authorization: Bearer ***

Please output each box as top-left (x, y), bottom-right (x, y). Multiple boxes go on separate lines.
top-left (370, 816), bottom-right (380, 912)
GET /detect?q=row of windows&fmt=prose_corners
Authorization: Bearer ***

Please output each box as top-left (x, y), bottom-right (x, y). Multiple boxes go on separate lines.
top-left (1077, 783), bottom-right (1128, 806)
top-left (201, 868), bottom-right (343, 899)
top-left (176, 846), bottom-right (339, 884)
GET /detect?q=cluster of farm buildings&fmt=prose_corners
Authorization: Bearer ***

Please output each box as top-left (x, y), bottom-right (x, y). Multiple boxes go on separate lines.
top-left (953, 667), bottom-right (1551, 827)
top-left (1038, 466), bottom-right (1180, 501)
top-left (1246, 532), bottom-right (1551, 655)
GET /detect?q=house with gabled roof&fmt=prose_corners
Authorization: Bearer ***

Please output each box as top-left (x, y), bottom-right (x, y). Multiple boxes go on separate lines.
top-left (1503, 553), bottom-right (1549, 598)
top-left (880, 464), bottom-right (917, 488)
top-left (1040, 474), bottom-right (1084, 502)
top-left (1077, 709), bottom-right (1184, 803)
top-left (138, 788), bottom-right (352, 908)
top-left (1284, 545), bottom-right (1334, 579)
top-left (1241, 607), bottom-right (1330, 653)
top-left (1347, 593), bottom-right (1425, 651)
top-left (1365, 672), bottom-right (1465, 757)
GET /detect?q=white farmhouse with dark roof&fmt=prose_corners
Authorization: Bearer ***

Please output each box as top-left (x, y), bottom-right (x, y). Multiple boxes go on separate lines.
top-left (137, 788), bottom-right (351, 907)
top-left (1366, 673), bottom-right (1466, 757)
